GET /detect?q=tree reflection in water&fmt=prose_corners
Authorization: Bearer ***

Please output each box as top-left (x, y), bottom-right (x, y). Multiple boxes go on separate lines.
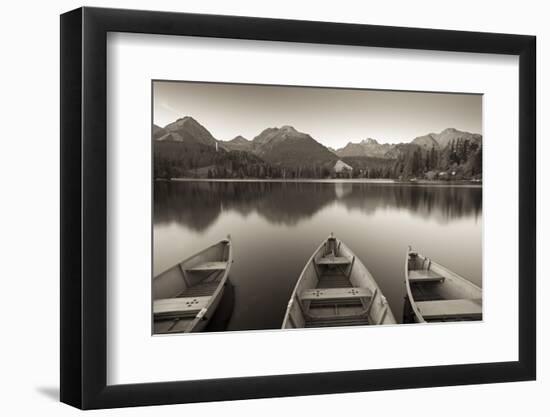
top-left (154, 180), bottom-right (482, 232)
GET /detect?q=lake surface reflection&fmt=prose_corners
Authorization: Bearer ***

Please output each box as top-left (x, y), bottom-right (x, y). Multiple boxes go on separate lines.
top-left (154, 181), bottom-right (482, 330)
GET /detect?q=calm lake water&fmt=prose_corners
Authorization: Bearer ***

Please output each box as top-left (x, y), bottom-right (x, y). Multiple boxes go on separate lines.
top-left (153, 180), bottom-right (482, 330)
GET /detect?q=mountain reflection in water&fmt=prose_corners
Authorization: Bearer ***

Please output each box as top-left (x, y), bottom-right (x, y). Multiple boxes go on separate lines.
top-left (154, 181), bottom-right (482, 231)
top-left (154, 180), bottom-right (482, 331)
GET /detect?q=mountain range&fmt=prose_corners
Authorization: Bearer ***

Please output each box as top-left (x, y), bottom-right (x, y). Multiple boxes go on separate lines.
top-left (334, 128), bottom-right (482, 159)
top-left (154, 116), bottom-right (218, 146)
top-left (335, 138), bottom-right (394, 158)
top-left (213, 124), bottom-right (337, 166)
top-left (153, 116), bottom-right (482, 180)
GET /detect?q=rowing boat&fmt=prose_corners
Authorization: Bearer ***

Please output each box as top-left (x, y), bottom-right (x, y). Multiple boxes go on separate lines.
top-left (282, 234), bottom-right (396, 329)
top-left (153, 237), bottom-right (232, 333)
top-left (404, 246), bottom-right (482, 323)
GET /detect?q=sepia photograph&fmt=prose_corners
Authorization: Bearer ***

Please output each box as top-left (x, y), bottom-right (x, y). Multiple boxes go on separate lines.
top-left (152, 81), bottom-right (483, 334)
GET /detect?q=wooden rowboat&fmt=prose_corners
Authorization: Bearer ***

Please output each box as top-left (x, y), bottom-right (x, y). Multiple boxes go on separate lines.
top-left (282, 234), bottom-right (396, 329)
top-left (153, 237), bottom-right (232, 334)
top-left (405, 246), bottom-right (482, 323)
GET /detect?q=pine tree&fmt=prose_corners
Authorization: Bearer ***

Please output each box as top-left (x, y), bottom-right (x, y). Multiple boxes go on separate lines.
top-left (431, 148), bottom-right (439, 170)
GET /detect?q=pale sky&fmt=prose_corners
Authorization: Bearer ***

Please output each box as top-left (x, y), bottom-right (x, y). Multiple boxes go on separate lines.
top-left (153, 80), bottom-right (482, 148)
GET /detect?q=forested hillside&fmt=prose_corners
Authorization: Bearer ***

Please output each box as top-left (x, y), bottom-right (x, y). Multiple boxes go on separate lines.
top-left (153, 117), bottom-right (482, 181)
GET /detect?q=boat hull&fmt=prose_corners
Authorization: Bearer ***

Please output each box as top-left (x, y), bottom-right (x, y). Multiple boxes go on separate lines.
top-left (282, 235), bottom-right (396, 329)
top-left (405, 247), bottom-right (482, 323)
top-left (153, 239), bottom-right (232, 333)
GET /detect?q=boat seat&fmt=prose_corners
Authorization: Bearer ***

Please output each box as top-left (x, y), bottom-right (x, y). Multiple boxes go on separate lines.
top-left (153, 296), bottom-right (211, 320)
top-left (186, 261), bottom-right (227, 272)
top-left (415, 299), bottom-right (482, 320)
top-left (305, 316), bottom-right (370, 327)
top-left (316, 256), bottom-right (351, 266)
top-left (300, 287), bottom-right (372, 301)
top-left (409, 269), bottom-right (445, 283)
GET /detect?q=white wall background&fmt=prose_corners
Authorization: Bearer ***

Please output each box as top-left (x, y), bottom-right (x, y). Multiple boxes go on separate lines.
top-left (0, 0), bottom-right (546, 415)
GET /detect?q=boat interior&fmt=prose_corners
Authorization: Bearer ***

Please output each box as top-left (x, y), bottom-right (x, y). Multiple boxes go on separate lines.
top-left (153, 242), bottom-right (230, 333)
top-left (296, 237), bottom-right (384, 328)
top-left (407, 251), bottom-right (482, 322)
top-left (154, 268), bottom-right (226, 333)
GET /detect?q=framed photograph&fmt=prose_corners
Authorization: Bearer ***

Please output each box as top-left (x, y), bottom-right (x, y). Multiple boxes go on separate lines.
top-left (60, 7), bottom-right (536, 409)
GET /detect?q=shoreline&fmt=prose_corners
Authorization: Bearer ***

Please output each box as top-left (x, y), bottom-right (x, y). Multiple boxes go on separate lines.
top-left (159, 178), bottom-right (482, 188)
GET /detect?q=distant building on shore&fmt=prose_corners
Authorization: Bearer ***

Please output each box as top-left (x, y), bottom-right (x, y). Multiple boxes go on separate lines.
top-left (333, 160), bottom-right (353, 175)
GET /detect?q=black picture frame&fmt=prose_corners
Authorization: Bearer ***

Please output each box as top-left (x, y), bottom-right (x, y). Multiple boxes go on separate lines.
top-left (60, 6), bottom-right (536, 410)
